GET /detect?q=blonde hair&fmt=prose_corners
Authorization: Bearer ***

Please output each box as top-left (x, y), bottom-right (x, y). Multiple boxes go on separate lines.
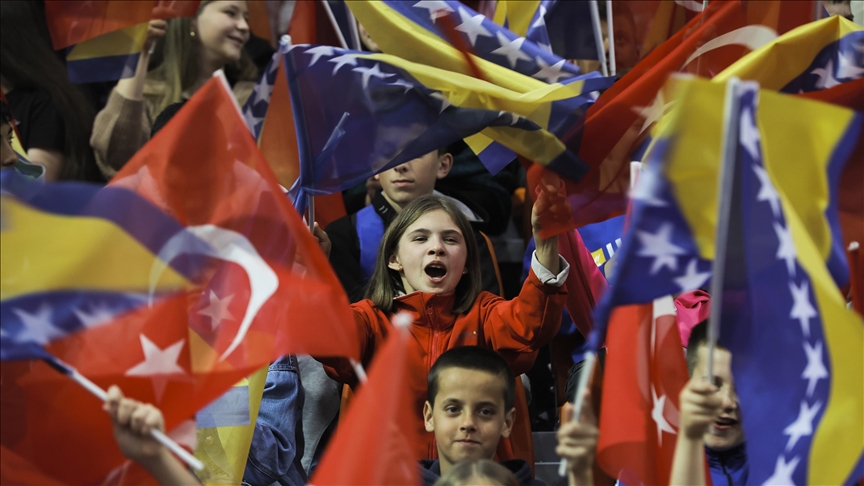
top-left (147, 0), bottom-right (257, 115)
top-left (434, 459), bottom-right (519, 486)
top-left (365, 196), bottom-right (482, 314)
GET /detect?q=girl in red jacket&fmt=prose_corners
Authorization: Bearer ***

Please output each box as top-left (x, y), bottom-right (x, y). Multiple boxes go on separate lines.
top-left (320, 191), bottom-right (569, 461)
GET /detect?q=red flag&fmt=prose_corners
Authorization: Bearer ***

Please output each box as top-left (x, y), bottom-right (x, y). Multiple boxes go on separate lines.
top-left (44, 0), bottom-right (200, 50)
top-left (535, 0), bottom-right (814, 227)
top-left (596, 297), bottom-right (691, 486)
top-left (1, 77), bottom-right (358, 484)
top-left (311, 320), bottom-right (419, 485)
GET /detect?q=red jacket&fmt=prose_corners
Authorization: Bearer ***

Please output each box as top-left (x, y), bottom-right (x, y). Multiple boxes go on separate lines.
top-left (322, 269), bottom-right (566, 460)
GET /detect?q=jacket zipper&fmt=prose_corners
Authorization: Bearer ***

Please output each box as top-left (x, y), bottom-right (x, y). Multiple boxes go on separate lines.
top-left (721, 461), bottom-right (732, 486)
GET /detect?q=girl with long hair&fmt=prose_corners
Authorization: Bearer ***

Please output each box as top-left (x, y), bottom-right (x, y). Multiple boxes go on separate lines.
top-left (91, 0), bottom-right (258, 177)
top-left (318, 191), bottom-right (569, 461)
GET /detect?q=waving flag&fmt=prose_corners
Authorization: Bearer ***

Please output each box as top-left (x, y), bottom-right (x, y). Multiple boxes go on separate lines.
top-left (346, 0), bottom-right (612, 175)
top-left (0, 172), bottom-right (201, 362)
top-left (283, 43), bottom-right (606, 213)
top-left (715, 16), bottom-right (864, 93)
top-left (555, 0), bottom-right (814, 227)
top-left (592, 76), bottom-right (862, 485)
top-left (718, 82), bottom-right (863, 486)
top-left (597, 297), bottom-right (690, 486)
top-left (1, 76), bottom-right (359, 485)
top-left (311, 317), bottom-right (419, 485)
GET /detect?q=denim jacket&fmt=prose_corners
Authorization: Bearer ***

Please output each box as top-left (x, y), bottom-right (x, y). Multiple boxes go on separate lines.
top-left (243, 355), bottom-right (308, 486)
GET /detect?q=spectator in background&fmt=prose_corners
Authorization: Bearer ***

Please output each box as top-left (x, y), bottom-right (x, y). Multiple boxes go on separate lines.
top-left (91, 0), bottom-right (258, 178)
top-left (0, 1), bottom-right (103, 182)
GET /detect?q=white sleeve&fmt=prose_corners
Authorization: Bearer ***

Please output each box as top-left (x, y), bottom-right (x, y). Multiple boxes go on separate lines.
top-left (531, 251), bottom-right (570, 287)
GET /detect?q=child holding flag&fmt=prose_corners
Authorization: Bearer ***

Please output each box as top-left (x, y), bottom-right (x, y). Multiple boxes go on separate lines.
top-left (317, 187), bottom-right (569, 461)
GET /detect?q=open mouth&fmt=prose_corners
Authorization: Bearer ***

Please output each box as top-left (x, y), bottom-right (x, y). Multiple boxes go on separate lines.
top-left (425, 263), bottom-right (447, 281)
top-left (713, 417), bottom-right (738, 431)
top-left (227, 35), bottom-right (245, 45)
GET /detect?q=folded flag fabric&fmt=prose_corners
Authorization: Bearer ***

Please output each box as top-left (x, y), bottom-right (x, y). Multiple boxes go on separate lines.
top-left (282, 43), bottom-right (606, 210)
top-left (592, 75), bottom-right (862, 485)
top-left (346, 0), bottom-right (613, 175)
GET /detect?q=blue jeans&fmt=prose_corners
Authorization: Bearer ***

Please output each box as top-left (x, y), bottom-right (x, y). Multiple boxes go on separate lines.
top-left (244, 355), bottom-right (308, 486)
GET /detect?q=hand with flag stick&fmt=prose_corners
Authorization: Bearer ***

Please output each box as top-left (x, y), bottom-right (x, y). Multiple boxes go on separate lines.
top-left (556, 387), bottom-right (599, 486)
top-left (103, 385), bottom-right (200, 485)
top-left (557, 352), bottom-right (596, 479)
top-left (41, 356), bottom-right (204, 472)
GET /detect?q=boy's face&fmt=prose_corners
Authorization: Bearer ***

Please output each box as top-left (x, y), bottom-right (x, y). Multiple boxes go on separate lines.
top-left (692, 346), bottom-right (745, 451)
top-left (423, 368), bottom-right (515, 473)
top-left (376, 151), bottom-right (452, 212)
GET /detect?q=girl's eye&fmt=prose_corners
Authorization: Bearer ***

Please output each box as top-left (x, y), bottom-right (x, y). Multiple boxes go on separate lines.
top-left (413, 236), bottom-right (427, 242)
top-left (444, 237), bottom-right (457, 243)
top-left (479, 409), bottom-right (494, 416)
top-left (445, 406), bottom-right (459, 414)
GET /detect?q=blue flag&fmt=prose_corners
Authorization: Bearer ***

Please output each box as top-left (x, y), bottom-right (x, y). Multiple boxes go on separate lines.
top-left (282, 43), bottom-right (604, 213)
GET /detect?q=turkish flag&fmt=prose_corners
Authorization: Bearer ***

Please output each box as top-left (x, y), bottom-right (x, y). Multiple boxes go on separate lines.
top-left (1, 77), bottom-right (358, 484)
top-left (533, 0), bottom-right (814, 227)
top-left (311, 322), bottom-right (420, 485)
top-left (596, 297), bottom-right (691, 485)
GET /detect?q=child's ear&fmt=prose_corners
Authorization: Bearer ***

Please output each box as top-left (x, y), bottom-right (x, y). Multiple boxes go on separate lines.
top-left (387, 253), bottom-right (403, 272)
top-left (500, 407), bottom-right (516, 439)
top-left (437, 153), bottom-right (454, 179)
top-left (423, 401), bottom-right (435, 432)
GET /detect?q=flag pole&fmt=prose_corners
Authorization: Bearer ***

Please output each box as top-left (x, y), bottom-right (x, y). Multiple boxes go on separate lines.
top-left (706, 77), bottom-right (742, 382)
top-left (605, 0), bottom-right (616, 77)
top-left (558, 351), bottom-right (596, 477)
top-left (319, 0), bottom-right (349, 49)
top-left (42, 356), bottom-right (205, 472)
top-left (307, 192), bottom-right (316, 233)
top-left (589, 0), bottom-right (609, 77)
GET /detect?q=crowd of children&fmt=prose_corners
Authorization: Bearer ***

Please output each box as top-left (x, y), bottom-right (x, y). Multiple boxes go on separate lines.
top-left (1, 0), bottom-right (860, 485)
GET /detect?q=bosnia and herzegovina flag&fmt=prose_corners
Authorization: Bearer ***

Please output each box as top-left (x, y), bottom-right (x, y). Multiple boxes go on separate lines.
top-left (593, 75), bottom-right (862, 485)
top-left (283, 43), bottom-right (607, 209)
top-left (346, 0), bottom-right (612, 175)
top-left (0, 170), bottom-right (204, 361)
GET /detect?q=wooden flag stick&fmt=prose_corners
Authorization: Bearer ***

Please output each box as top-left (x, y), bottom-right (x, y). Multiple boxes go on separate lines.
top-left (42, 356), bottom-right (205, 471)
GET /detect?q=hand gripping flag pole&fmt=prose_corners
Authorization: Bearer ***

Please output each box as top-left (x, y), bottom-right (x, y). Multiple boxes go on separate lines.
top-left (558, 351), bottom-right (597, 477)
top-left (42, 355), bottom-right (205, 471)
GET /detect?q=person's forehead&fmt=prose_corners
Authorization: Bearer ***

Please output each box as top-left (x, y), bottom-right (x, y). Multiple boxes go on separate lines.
top-left (436, 368), bottom-right (507, 404)
top-left (405, 210), bottom-right (461, 232)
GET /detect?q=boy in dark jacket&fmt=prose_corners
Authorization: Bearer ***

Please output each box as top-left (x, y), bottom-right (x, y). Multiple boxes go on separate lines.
top-left (419, 346), bottom-right (545, 486)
